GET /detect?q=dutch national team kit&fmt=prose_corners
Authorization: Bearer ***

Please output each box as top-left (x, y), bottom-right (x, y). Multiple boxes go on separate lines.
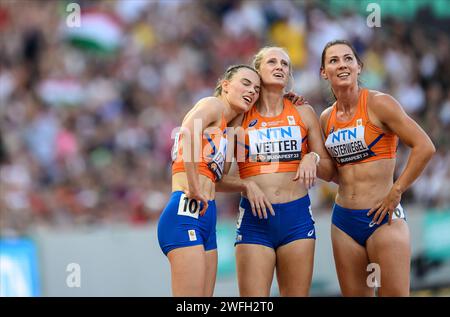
top-left (158, 114), bottom-right (227, 255)
top-left (236, 99), bottom-right (316, 249)
top-left (324, 88), bottom-right (405, 245)
top-left (158, 90), bottom-right (404, 253)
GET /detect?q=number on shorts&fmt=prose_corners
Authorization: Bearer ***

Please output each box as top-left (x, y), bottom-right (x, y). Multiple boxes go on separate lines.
top-left (177, 193), bottom-right (200, 219)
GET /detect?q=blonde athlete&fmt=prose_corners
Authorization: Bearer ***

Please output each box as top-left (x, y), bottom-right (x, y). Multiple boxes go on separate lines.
top-left (218, 47), bottom-right (335, 296)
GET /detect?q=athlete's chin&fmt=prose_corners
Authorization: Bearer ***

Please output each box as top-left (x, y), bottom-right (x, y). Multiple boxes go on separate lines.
top-left (235, 103), bottom-right (251, 113)
top-left (333, 80), bottom-right (354, 89)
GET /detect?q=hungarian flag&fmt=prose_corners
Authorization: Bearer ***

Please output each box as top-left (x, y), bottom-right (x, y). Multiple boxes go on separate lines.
top-left (64, 10), bottom-right (123, 54)
top-left (38, 78), bottom-right (84, 106)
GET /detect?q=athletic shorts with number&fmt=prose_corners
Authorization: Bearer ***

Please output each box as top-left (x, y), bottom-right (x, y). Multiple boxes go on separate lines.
top-left (157, 191), bottom-right (217, 256)
top-left (331, 203), bottom-right (407, 246)
top-left (235, 194), bottom-right (316, 250)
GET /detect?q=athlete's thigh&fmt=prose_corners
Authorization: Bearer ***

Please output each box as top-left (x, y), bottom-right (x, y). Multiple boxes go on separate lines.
top-left (168, 245), bottom-right (206, 296)
top-left (276, 239), bottom-right (315, 296)
top-left (204, 249), bottom-right (218, 297)
top-left (235, 244), bottom-right (276, 297)
top-left (331, 225), bottom-right (374, 297)
top-left (366, 220), bottom-right (410, 296)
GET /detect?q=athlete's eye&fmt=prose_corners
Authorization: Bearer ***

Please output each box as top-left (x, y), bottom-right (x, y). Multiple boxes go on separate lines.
top-left (345, 56), bottom-right (353, 62)
top-left (330, 59), bottom-right (337, 64)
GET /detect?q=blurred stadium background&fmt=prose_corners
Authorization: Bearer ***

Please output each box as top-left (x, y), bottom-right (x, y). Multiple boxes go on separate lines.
top-left (0, 0), bottom-right (449, 297)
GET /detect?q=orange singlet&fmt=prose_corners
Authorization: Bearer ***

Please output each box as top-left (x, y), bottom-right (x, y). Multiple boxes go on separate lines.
top-left (172, 114), bottom-right (228, 182)
top-left (238, 99), bottom-right (308, 178)
top-left (324, 88), bottom-right (398, 166)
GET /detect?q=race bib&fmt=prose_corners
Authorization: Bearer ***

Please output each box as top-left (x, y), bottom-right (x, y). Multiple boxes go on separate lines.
top-left (391, 204), bottom-right (405, 220)
top-left (325, 125), bottom-right (373, 164)
top-left (248, 125), bottom-right (302, 162)
top-left (171, 132), bottom-right (181, 161)
top-left (177, 193), bottom-right (200, 219)
top-left (208, 136), bottom-right (227, 181)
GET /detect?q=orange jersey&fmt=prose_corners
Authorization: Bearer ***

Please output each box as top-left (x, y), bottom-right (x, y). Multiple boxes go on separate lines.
top-left (172, 114), bottom-right (227, 182)
top-left (324, 88), bottom-right (398, 166)
top-left (237, 99), bottom-right (308, 179)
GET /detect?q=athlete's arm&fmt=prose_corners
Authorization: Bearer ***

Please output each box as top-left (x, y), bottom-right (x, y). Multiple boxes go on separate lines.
top-left (216, 112), bottom-right (246, 192)
top-left (222, 113), bottom-right (244, 175)
top-left (319, 106), bottom-right (333, 138)
top-left (320, 107), bottom-right (339, 184)
top-left (216, 113), bottom-right (275, 218)
top-left (367, 92), bottom-right (436, 224)
top-left (181, 97), bottom-right (224, 215)
top-left (217, 172), bottom-right (275, 219)
top-left (293, 105), bottom-right (336, 188)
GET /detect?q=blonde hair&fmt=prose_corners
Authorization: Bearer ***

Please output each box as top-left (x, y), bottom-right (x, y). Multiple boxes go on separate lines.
top-left (214, 64), bottom-right (259, 97)
top-left (252, 46), bottom-right (294, 92)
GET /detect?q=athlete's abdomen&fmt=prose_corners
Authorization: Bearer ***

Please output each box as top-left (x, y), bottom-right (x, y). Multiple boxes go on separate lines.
top-left (172, 172), bottom-right (216, 201)
top-left (244, 172), bottom-right (308, 204)
top-left (336, 158), bottom-right (396, 209)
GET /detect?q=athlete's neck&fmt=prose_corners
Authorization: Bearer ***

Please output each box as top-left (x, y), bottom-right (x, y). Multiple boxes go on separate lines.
top-left (258, 88), bottom-right (284, 117)
top-left (219, 95), bottom-right (239, 123)
top-left (334, 85), bottom-right (360, 113)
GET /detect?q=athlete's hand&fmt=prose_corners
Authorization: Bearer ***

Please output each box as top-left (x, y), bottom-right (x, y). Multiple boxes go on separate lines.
top-left (185, 189), bottom-right (209, 216)
top-left (244, 180), bottom-right (275, 219)
top-left (293, 153), bottom-right (317, 189)
top-left (367, 187), bottom-right (402, 225)
top-left (284, 91), bottom-right (310, 106)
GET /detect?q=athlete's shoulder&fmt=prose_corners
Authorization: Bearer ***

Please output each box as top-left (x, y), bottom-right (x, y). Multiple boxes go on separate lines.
top-left (294, 104), bottom-right (318, 129)
top-left (195, 96), bottom-right (226, 112)
top-left (367, 89), bottom-right (403, 112)
top-left (368, 89), bottom-right (389, 102)
top-left (183, 96), bottom-right (225, 125)
top-left (295, 104), bottom-right (317, 116)
top-left (318, 104), bottom-right (335, 133)
top-left (321, 103), bottom-right (335, 115)
top-left (320, 104), bottom-right (334, 121)
top-left (367, 89), bottom-right (407, 127)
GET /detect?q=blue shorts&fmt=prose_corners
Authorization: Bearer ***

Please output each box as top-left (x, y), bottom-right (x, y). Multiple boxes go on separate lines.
top-left (331, 203), bottom-right (407, 246)
top-left (235, 194), bottom-right (316, 250)
top-left (157, 191), bottom-right (217, 256)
